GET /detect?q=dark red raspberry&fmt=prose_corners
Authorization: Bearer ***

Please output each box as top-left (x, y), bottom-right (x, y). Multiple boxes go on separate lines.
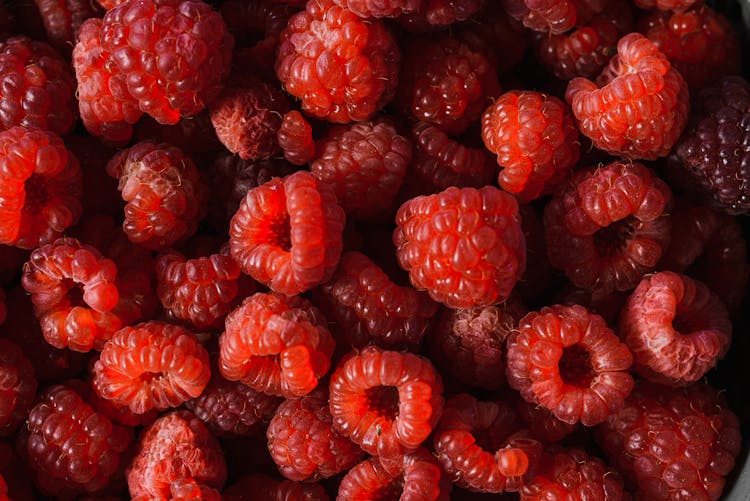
top-left (0, 339), bottom-right (37, 436)
top-left (501, 0), bottom-right (577, 34)
top-left (0, 126), bottom-right (82, 249)
top-left (634, 0), bottom-right (701, 12)
top-left (329, 346), bottom-right (444, 459)
top-left (597, 382), bottom-right (741, 501)
top-left (229, 171), bottom-right (345, 296)
top-left (394, 185), bottom-right (526, 308)
top-left (275, 0), bottom-right (400, 123)
top-left (223, 474), bottom-right (330, 501)
top-left (277, 110), bottom-right (315, 166)
top-left (514, 396), bottom-right (577, 445)
top-left (127, 410), bottom-right (227, 501)
top-left (93, 321), bottom-right (211, 414)
top-left (482, 91), bottom-right (579, 202)
top-left (555, 285), bottom-right (629, 326)
top-left (106, 141), bottom-right (208, 250)
top-left (396, 0), bottom-right (484, 31)
top-left (311, 118), bottom-right (412, 220)
top-left (33, 0), bottom-right (104, 55)
top-left (618, 271), bottom-right (731, 386)
top-left (333, 0), bottom-right (420, 17)
top-left (506, 304), bottom-right (634, 426)
top-left (219, 292), bottom-right (335, 398)
top-left (544, 161), bottom-right (673, 294)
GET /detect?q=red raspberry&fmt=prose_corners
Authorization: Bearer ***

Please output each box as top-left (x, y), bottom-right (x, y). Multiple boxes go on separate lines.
top-left (127, 410), bottom-right (227, 501)
top-left (618, 271), bottom-right (731, 386)
top-left (223, 474), bottom-right (330, 501)
top-left (229, 171), bottom-right (345, 296)
top-left (329, 346), bottom-right (444, 459)
top-left (0, 126), bottom-right (82, 249)
top-left (0, 338), bottom-right (37, 436)
top-left (543, 161), bottom-right (673, 294)
top-left (106, 141), bottom-right (208, 250)
top-left (394, 185), bottom-right (526, 308)
top-left (481, 91), bottom-right (579, 202)
top-left (514, 396), bottom-right (577, 445)
top-left (506, 304), bottom-right (634, 426)
top-left (219, 292), bottom-right (335, 398)
top-left (33, 0), bottom-right (104, 56)
top-left (21, 237), bottom-right (122, 352)
top-left (277, 110), bottom-right (315, 166)
top-left (596, 382), bottom-right (741, 501)
top-left (566, 33), bottom-right (689, 160)
top-left (396, 0), bottom-right (484, 31)
top-left (634, 0), bottom-right (701, 12)
top-left (72, 376), bottom-right (158, 427)
top-left (501, 0), bottom-right (577, 34)
top-left (149, 478), bottom-right (221, 501)
top-left (312, 251), bottom-right (438, 352)
top-left (93, 321), bottom-right (211, 414)
top-left (275, 0), bottom-right (400, 123)
top-left (333, 0), bottom-right (420, 18)
top-left (311, 118), bottom-right (412, 220)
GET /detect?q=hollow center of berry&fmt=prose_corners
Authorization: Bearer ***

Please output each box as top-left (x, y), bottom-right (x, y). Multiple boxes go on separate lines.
top-left (271, 214), bottom-right (291, 251)
top-left (474, 425), bottom-right (507, 453)
top-left (25, 174), bottom-right (49, 209)
top-left (593, 217), bottom-right (636, 257)
top-left (365, 386), bottom-right (399, 420)
top-left (672, 306), bottom-right (704, 334)
top-left (63, 279), bottom-right (87, 308)
top-left (558, 344), bottom-right (594, 387)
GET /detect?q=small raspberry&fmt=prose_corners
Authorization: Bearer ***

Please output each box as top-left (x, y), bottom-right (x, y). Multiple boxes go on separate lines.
top-left (223, 474), bottom-right (330, 501)
top-left (0, 126), bottom-right (82, 249)
top-left (634, 0), bottom-right (701, 12)
top-left (93, 321), bottom-right (211, 414)
top-left (275, 0), bottom-right (400, 123)
top-left (229, 171), bottom-right (346, 296)
top-left (506, 304), bottom-right (634, 426)
top-left (0, 338), bottom-right (37, 437)
top-left (33, 0), bottom-right (104, 56)
top-left (566, 33), bottom-right (689, 160)
top-left (277, 110), bottom-right (315, 166)
top-left (501, 0), bottom-right (578, 34)
top-left (396, 0), bottom-right (484, 31)
top-left (329, 346), bottom-right (443, 459)
top-left (333, 0), bottom-right (420, 17)
top-left (394, 185), bottom-right (526, 308)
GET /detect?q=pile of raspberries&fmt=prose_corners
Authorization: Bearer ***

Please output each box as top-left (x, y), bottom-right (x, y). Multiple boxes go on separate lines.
top-left (0, 0), bottom-right (749, 499)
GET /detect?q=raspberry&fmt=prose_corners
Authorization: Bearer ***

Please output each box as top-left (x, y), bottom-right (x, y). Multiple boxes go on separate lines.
top-left (267, 389), bottom-right (364, 481)
top-left (275, 0), bottom-right (400, 123)
top-left (33, 0), bottom-right (104, 56)
top-left (106, 141), bottom-right (208, 250)
top-left (394, 185), bottom-right (526, 308)
top-left (93, 321), bottom-right (211, 414)
top-left (514, 396), bottom-right (577, 445)
top-left (148, 478), bottom-right (221, 501)
top-left (481, 91), bottom-right (579, 202)
top-left (0, 126), bottom-right (82, 249)
top-left (312, 251), bottom-right (438, 352)
top-left (596, 382), bottom-right (741, 501)
top-left (501, 0), bottom-right (578, 34)
top-left (0, 338), bottom-right (37, 436)
top-left (277, 110), bottom-right (315, 166)
top-left (543, 161), bottom-right (673, 294)
top-left (223, 474), bottom-right (330, 501)
top-left (127, 410), bottom-right (227, 501)
top-left (72, 376), bottom-right (159, 428)
top-left (333, 0), bottom-right (420, 18)
top-left (396, 0), bottom-right (484, 31)
top-left (229, 171), bottom-right (346, 296)
top-left (618, 271), bottom-right (731, 386)
top-left (310, 118), bottom-right (412, 220)
top-left (506, 304), bottom-right (634, 426)
top-left (634, 0), bottom-right (701, 12)
top-left (329, 346), bottom-right (444, 459)
top-left (566, 33), bottom-right (689, 160)
top-left (219, 292), bottom-right (335, 398)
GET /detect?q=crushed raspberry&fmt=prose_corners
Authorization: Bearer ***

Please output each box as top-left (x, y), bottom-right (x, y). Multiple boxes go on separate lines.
top-left (0, 338), bottom-right (37, 437)
top-left (277, 110), bottom-right (315, 166)
top-left (33, 0), bottom-right (104, 56)
top-left (223, 474), bottom-right (329, 501)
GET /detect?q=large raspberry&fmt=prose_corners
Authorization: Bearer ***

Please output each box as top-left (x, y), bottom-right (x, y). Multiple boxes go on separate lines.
top-left (223, 474), bottom-right (329, 501)
top-left (0, 338), bottom-right (37, 437)
top-left (33, 0), bottom-right (104, 55)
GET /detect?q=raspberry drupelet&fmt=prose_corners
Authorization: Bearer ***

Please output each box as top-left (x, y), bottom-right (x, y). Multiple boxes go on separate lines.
top-left (277, 110), bottom-right (315, 166)
top-left (506, 304), bottom-right (634, 426)
top-left (275, 0), bottom-right (400, 123)
top-left (33, 0), bottom-right (104, 56)
top-left (229, 170), bottom-right (346, 296)
top-left (566, 33), bottom-right (689, 160)
top-left (223, 474), bottom-right (330, 501)
top-left (0, 126), bottom-right (82, 249)
top-left (544, 161), bottom-right (673, 294)
top-left (501, 0), bottom-right (578, 34)
top-left (93, 321), bottom-right (211, 414)
top-left (329, 346), bottom-right (444, 459)
top-left (0, 338), bottom-right (37, 437)
top-left (634, 0), bottom-right (702, 12)
top-left (394, 185), bottom-right (526, 308)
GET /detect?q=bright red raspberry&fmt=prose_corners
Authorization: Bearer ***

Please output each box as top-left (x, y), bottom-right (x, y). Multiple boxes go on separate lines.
top-left (106, 141), bottom-right (208, 250)
top-left (634, 0), bottom-right (701, 12)
top-left (219, 292), bottom-right (335, 398)
top-left (501, 0), bottom-right (578, 34)
top-left (544, 161), bottom-right (673, 294)
top-left (506, 304), bottom-right (634, 426)
top-left (0, 338), bottom-right (37, 436)
top-left (618, 271), bottom-right (731, 386)
top-left (0, 126), bottom-right (82, 249)
top-left (21, 237), bottom-right (122, 352)
top-left (229, 171), bottom-right (346, 296)
top-left (329, 346), bottom-right (444, 459)
top-left (482, 91), bottom-right (579, 202)
top-left (223, 474), bottom-right (330, 501)
top-left (275, 0), bottom-right (400, 123)
top-left (394, 185), bottom-right (526, 308)
top-left (93, 321), bottom-right (211, 414)
top-left (127, 410), bottom-right (227, 501)
top-left (597, 382), bottom-right (741, 501)
top-left (33, 0), bottom-right (104, 55)
top-left (333, 0), bottom-right (420, 17)
top-left (566, 33), bottom-right (689, 160)
top-left (277, 110), bottom-right (315, 166)
top-left (396, 0), bottom-right (484, 30)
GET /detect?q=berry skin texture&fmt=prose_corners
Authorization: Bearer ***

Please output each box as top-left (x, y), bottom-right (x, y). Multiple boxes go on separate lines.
top-left (127, 410), bottom-right (227, 501)
top-left (93, 321), bottom-right (211, 414)
top-left (329, 346), bottom-right (444, 459)
top-left (394, 185), bottom-right (526, 309)
top-left (501, 0), bottom-right (577, 34)
top-left (596, 382), bottom-right (741, 501)
top-left (229, 170), bottom-right (346, 296)
top-left (0, 126), bottom-right (82, 249)
top-left (277, 110), bottom-right (315, 166)
top-left (275, 0), bottom-right (400, 123)
top-left (506, 304), bottom-right (634, 426)
top-left (544, 161), bottom-right (673, 294)
top-left (481, 91), bottom-right (580, 202)
top-left (0, 338), bottom-right (37, 437)
top-left (219, 292), bottom-right (335, 398)
top-left (566, 33), bottom-right (689, 160)
top-left (223, 474), bottom-right (330, 501)
top-left (618, 271), bottom-right (731, 386)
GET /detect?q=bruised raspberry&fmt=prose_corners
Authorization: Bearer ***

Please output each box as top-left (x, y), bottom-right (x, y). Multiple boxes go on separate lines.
top-left (277, 110), bottom-right (315, 166)
top-left (33, 0), bottom-right (104, 56)
top-left (0, 338), bottom-right (37, 437)
top-left (223, 474), bottom-right (330, 501)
